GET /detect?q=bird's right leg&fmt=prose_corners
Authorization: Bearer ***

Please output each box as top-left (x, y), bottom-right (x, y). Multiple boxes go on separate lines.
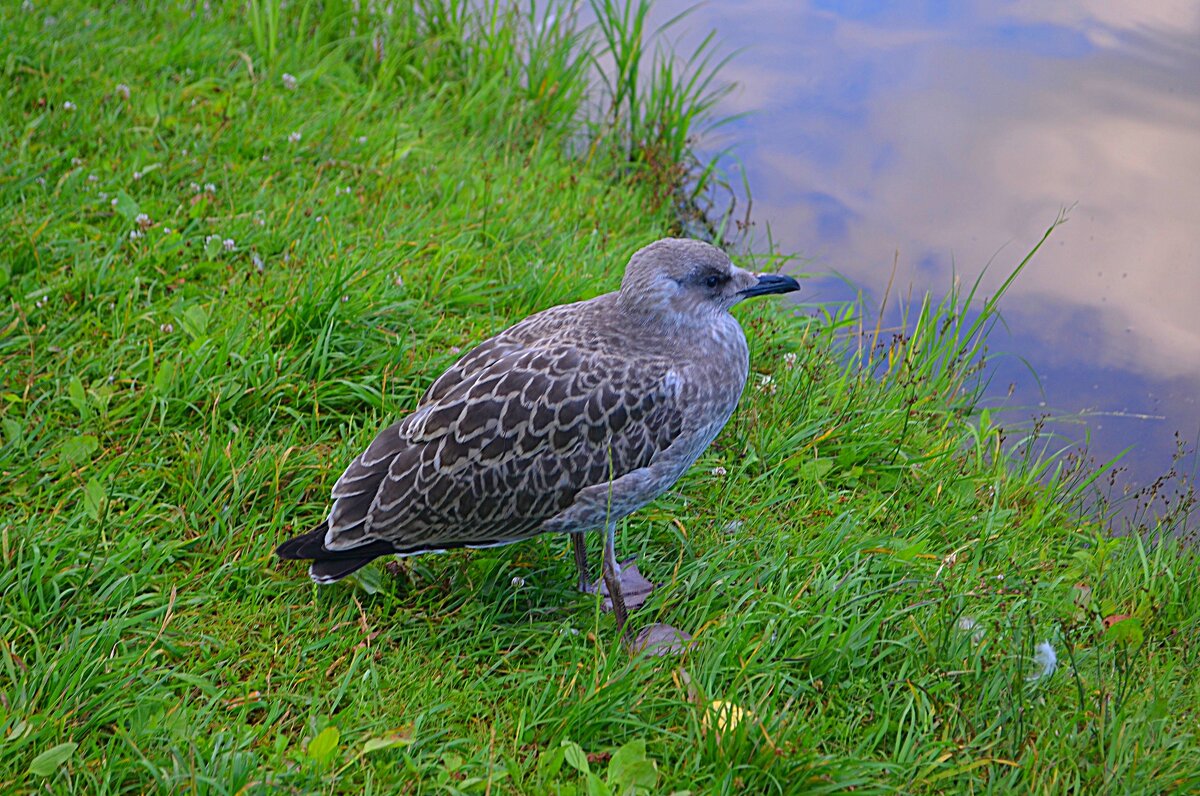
top-left (600, 520), bottom-right (632, 641)
top-left (571, 531), bottom-right (591, 593)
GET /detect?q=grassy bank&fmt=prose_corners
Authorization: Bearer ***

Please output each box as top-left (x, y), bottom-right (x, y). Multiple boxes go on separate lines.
top-left (2, 1), bottom-right (1199, 793)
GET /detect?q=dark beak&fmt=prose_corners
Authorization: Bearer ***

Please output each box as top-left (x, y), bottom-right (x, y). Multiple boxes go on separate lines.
top-left (738, 273), bottom-right (801, 298)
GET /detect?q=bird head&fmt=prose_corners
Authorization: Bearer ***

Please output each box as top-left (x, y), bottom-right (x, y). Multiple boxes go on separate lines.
top-left (617, 238), bottom-right (800, 325)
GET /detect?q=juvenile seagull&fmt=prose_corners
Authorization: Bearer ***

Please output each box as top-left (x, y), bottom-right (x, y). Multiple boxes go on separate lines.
top-left (276, 238), bottom-right (799, 635)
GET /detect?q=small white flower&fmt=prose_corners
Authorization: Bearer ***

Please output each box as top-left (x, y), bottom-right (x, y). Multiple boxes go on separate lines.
top-left (288, 131), bottom-right (301, 144)
top-left (21, 0), bottom-right (33, 12)
top-left (110, 198), bottom-right (118, 207)
top-left (356, 135), bottom-right (367, 144)
top-left (88, 174), bottom-right (99, 183)
top-left (510, 576), bottom-right (525, 588)
top-left (222, 238), bottom-right (235, 251)
top-left (261, 154), bottom-right (270, 162)
top-left (783, 352), bottom-right (798, 368)
top-left (392, 273), bottom-right (404, 288)
top-left (71, 157), bottom-right (84, 166)
top-left (115, 83), bottom-right (131, 99)
top-left (314, 215), bottom-right (323, 222)
top-left (133, 170), bottom-right (143, 180)
top-left (190, 182), bottom-right (201, 193)
top-left (340, 295), bottom-right (349, 303)
top-left (135, 213), bottom-right (151, 228)
top-left (711, 466), bottom-right (727, 477)
top-left (205, 234), bottom-right (220, 245)
top-left (1027, 641), bottom-right (1058, 682)
top-left (163, 227), bottom-right (172, 234)
top-left (281, 72), bottom-right (297, 90)
top-left (251, 252), bottom-right (264, 273)
top-left (449, 346), bottom-right (462, 355)
top-left (63, 100), bottom-right (76, 112)
top-left (203, 182), bottom-right (216, 194)
top-left (160, 322), bottom-right (174, 333)
top-left (35, 177), bottom-right (45, 186)
top-left (129, 229), bottom-right (143, 240)
top-left (756, 374), bottom-right (776, 394)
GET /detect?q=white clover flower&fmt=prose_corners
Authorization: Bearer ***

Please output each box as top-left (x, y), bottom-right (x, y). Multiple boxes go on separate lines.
top-left (392, 272), bottom-right (404, 288)
top-left (281, 73), bottom-right (297, 90)
top-left (163, 227), bottom-right (172, 234)
top-left (340, 295), bottom-right (349, 303)
top-left (222, 238), bottom-right (235, 251)
top-left (510, 576), bottom-right (525, 588)
top-left (711, 466), bottom-right (727, 476)
top-left (190, 182), bottom-right (201, 193)
top-left (63, 100), bottom-right (76, 111)
top-left (756, 374), bottom-right (776, 394)
top-left (288, 131), bottom-right (301, 144)
top-left (449, 346), bottom-right (462, 355)
top-left (129, 229), bottom-right (143, 240)
top-left (133, 170), bottom-right (143, 180)
top-left (204, 182), bottom-right (216, 193)
top-left (1027, 641), bottom-right (1058, 682)
top-left (35, 177), bottom-right (46, 186)
top-left (110, 198), bottom-right (118, 207)
top-left (135, 213), bottom-right (151, 228)
top-left (88, 174), bottom-right (98, 183)
top-left (356, 135), bottom-right (368, 144)
top-left (251, 252), bottom-right (264, 273)
top-left (160, 322), bottom-right (174, 333)
top-left (205, 234), bottom-right (220, 244)
top-left (115, 83), bottom-right (131, 99)
top-left (71, 157), bottom-right (83, 166)
top-left (783, 352), bottom-right (798, 368)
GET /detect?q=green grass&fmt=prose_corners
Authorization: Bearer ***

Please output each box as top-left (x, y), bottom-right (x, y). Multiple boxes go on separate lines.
top-left (2, 1), bottom-right (1199, 793)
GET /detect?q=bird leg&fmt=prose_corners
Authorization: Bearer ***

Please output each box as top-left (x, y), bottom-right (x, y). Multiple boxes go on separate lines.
top-left (571, 532), bottom-right (591, 593)
top-left (601, 520), bottom-right (632, 640)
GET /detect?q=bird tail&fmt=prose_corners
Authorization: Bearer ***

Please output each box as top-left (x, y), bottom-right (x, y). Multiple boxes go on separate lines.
top-left (275, 525), bottom-right (395, 584)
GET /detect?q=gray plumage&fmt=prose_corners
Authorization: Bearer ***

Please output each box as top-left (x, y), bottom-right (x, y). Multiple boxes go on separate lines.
top-left (277, 238), bottom-right (799, 627)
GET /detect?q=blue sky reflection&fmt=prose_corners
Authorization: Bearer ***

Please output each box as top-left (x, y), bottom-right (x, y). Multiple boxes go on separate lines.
top-left (653, 0), bottom-right (1200, 499)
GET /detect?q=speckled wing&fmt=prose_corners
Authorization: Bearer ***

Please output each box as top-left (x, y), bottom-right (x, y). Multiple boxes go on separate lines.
top-left (321, 320), bottom-right (684, 554)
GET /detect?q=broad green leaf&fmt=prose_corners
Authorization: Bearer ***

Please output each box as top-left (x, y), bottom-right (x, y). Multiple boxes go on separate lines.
top-left (608, 740), bottom-right (656, 792)
top-left (113, 190), bottom-right (140, 221)
top-left (178, 304), bottom-right (209, 339)
top-left (585, 771), bottom-right (609, 796)
top-left (1103, 616), bottom-right (1144, 647)
top-left (307, 726), bottom-right (340, 763)
top-left (59, 434), bottom-right (98, 466)
top-left (28, 742), bottom-right (77, 777)
top-left (537, 746), bottom-right (565, 782)
top-left (607, 739), bottom-right (647, 787)
top-left (83, 478), bottom-right (105, 520)
top-left (362, 733), bottom-right (411, 754)
top-left (561, 739), bottom-right (589, 775)
top-left (68, 375), bottom-right (87, 414)
top-left (154, 360), bottom-right (175, 394)
top-left (2, 417), bottom-right (22, 446)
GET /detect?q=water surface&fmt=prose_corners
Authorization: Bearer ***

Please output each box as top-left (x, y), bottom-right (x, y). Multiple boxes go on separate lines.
top-left (655, 0), bottom-right (1200, 519)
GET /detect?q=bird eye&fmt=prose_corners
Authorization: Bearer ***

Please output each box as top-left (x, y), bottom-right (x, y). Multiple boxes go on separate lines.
top-left (705, 274), bottom-right (723, 289)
